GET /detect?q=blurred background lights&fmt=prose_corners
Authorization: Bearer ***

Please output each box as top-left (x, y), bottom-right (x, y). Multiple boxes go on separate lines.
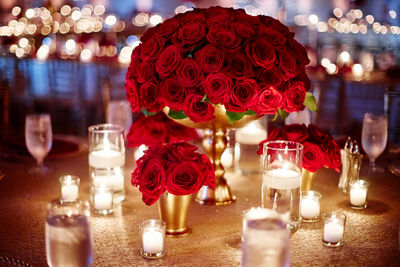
top-left (340, 51), bottom-right (350, 63)
top-left (309, 14), bottom-right (319, 25)
top-left (149, 14), bottom-right (163, 26)
top-left (94, 5), bottom-right (105, 16)
top-left (321, 58), bottom-right (331, 68)
top-left (37, 45), bottom-right (49, 61)
top-left (60, 5), bottom-right (71, 16)
top-left (25, 9), bottom-right (35, 19)
top-left (65, 39), bottom-right (76, 50)
top-left (12, 6), bottom-right (21, 16)
top-left (366, 15), bottom-right (374, 24)
top-left (18, 38), bottom-right (29, 48)
top-left (42, 37), bottom-right (52, 46)
top-left (134, 13), bottom-right (148, 26)
top-left (80, 49), bottom-right (93, 62)
top-left (352, 63), bottom-right (363, 76)
top-left (118, 46), bottom-right (133, 64)
top-left (105, 15), bottom-right (117, 26)
top-left (71, 10), bottom-right (81, 20)
top-left (389, 10), bottom-right (397, 19)
top-left (333, 8), bottom-right (343, 18)
top-left (327, 63), bottom-right (338, 75)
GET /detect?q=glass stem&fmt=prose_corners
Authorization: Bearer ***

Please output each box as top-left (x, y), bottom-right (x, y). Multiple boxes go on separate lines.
top-left (37, 158), bottom-right (44, 169)
top-left (369, 160), bottom-right (376, 169)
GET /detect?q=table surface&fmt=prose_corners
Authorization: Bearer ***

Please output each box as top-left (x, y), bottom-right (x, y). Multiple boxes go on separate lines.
top-left (0, 143), bottom-right (400, 267)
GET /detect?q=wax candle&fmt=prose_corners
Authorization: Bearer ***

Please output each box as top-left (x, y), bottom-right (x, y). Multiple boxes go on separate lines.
top-left (300, 197), bottom-right (320, 219)
top-left (323, 220), bottom-right (344, 243)
top-left (93, 184), bottom-right (113, 212)
top-left (93, 174), bottom-right (124, 192)
top-left (349, 180), bottom-right (369, 208)
top-left (89, 150), bottom-right (125, 169)
top-left (142, 229), bottom-right (164, 254)
top-left (61, 184), bottom-right (78, 202)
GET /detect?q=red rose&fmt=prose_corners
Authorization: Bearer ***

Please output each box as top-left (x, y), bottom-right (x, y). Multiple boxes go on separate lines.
top-left (207, 26), bottom-right (240, 51)
top-left (139, 37), bottom-right (165, 61)
top-left (279, 47), bottom-right (299, 81)
top-left (184, 94), bottom-right (215, 122)
top-left (174, 23), bottom-right (206, 51)
top-left (231, 22), bottom-right (256, 38)
top-left (160, 76), bottom-right (186, 111)
top-left (166, 120), bottom-right (199, 143)
top-left (205, 6), bottom-right (231, 17)
top-left (140, 26), bottom-right (158, 43)
top-left (245, 38), bottom-right (276, 69)
top-left (194, 44), bottom-right (225, 73)
top-left (288, 38), bottom-right (310, 65)
top-left (176, 58), bottom-right (203, 88)
top-left (255, 85), bottom-right (283, 115)
top-left (203, 73), bottom-right (232, 104)
top-left (326, 141), bottom-right (341, 172)
top-left (125, 79), bottom-right (141, 112)
top-left (155, 45), bottom-right (182, 77)
top-left (156, 18), bottom-right (180, 38)
top-left (179, 12), bottom-right (206, 25)
top-left (199, 154), bottom-right (216, 189)
top-left (137, 62), bottom-right (155, 83)
top-left (140, 82), bottom-right (162, 113)
top-left (235, 10), bottom-right (260, 26)
top-left (224, 53), bottom-right (254, 80)
top-left (257, 67), bottom-right (282, 88)
top-left (131, 158), bottom-right (166, 205)
top-left (262, 16), bottom-right (290, 37)
top-left (224, 79), bottom-right (259, 113)
top-left (258, 26), bottom-right (286, 47)
top-left (207, 12), bottom-right (234, 27)
top-left (302, 142), bottom-right (325, 172)
top-left (257, 127), bottom-right (285, 155)
top-left (283, 124), bottom-right (309, 143)
top-left (166, 162), bottom-right (205, 195)
top-left (308, 124), bottom-right (330, 144)
top-left (283, 81), bottom-right (306, 113)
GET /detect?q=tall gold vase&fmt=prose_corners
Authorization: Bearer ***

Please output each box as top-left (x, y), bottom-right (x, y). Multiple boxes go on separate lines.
top-left (158, 192), bottom-right (192, 237)
top-left (301, 170), bottom-right (317, 191)
top-left (164, 105), bottom-right (260, 205)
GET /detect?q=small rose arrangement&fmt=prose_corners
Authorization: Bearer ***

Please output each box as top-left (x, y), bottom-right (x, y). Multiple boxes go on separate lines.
top-left (125, 7), bottom-right (316, 124)
top-left (127, 112), bottom-right (199, 147)
top-left (257, 124), bottom-right (341, 173)
top-left (131, 142), bottom-right (216, 205)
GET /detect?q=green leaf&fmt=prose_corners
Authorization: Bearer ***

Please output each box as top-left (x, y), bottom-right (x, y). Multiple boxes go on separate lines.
top-left (270, 111), bottom-right (279, 121)
top-left (277, 108), bottom-right (290, 121)
top-left (226, 109), bottom-right (257, 125)
top-left (142, 108), bottom-right (156, 116)
top-left (201, 95), bottom-right (212, 104)
top-left (304, 92), bottom-right (317, 112)
top-left (168, 109), bottom-right (188, 120)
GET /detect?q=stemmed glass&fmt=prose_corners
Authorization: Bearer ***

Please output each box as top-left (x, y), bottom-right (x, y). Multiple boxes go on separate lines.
top-left (361, 113), bottom-right (388, 174)
top-left (25, 113), bottom-right (53, 174)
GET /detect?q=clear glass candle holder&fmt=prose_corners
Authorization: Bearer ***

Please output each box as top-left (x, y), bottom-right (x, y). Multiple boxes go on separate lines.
top-left (349, 180), bottom-right (369, 209)
top-left (88, 124), bottom-right (125, 203)
top-left (59, 175), bottom-right (80, 202)
top-left (322, 212), bottom-right (346, 247)
top-left (300, 191), bottom-right (321, 222)
top-left (241, 207), bottom-right (279, 241)
top-left (91, 183), bottom-right (114, 215)
top-left (139, 219), bottom-right (166, 259)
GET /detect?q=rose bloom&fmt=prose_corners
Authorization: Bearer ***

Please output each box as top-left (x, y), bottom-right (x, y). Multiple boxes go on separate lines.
top-left (140, 81), bottom-right (162, 113)
top-left (257, 67), bottom-right (283, 88)
top-left (184, 94), bottom-right (215, 122)
top-left (179, 12), bottom-right (206, 25)
top-left (231, 22), bottom-right (256, 38)
top-left (255, 85), bottom-right (283, 115)
top-left (138, 37), bottom-right (165, 61)
top-left (136, 62), bottom-right (155, 83)
top-left (194, 44), bottom-right (225, 73)
top-left (174, 22), bottom-right (206, 51)
top-left (125, 79), bottom-right (141, 112)
top-left (166, 120), bottom-right (199, 143)
top-left (302, 142), bottom-right (326, 172)
top-left (245, 37), bottom-right (276, 69)
top-left (224, 53), bottom-right (254, 80)
top-left (283, 124), bottom-right (310, 143)
top-left (203, 73), bottom-right (232, 104)
top-left (155, 18), bottom-right (180, 38)
top-left (160, 75), bottom-right (186, 111)
top-left (279, 47), bottom-right (299, 81)
top-left (176, 58), bottom-right (203, 88)
top-left (283, 80), bottom-right (306, 113)
top-left (259, 26), bottom-right (287, 47)
top-left (131, 157), bottom-right (166, 205)
top-left (166, 162), bottom-right (205, 195)
top-left (155, 45), bottom-right (182, 77)
top-left (206, 26), bottom-right (240, 51)
top-left (224, 79), bottom-right (259, 113)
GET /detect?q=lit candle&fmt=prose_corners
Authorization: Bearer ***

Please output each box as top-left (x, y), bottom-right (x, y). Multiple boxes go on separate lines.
top-left (89, 149), bottom-right (125, 169)
top-left (236, 121), bottom-right (267, 145)
top-left (93, 174), bottom-right (124, 192)
top-left (61, 183), bottom-right (78, 202)
top-left (349, 180), bottom-right (368, 208)
top-left (142, 229), bottom-right (164, 254)
top-left (300, 197), bottom-right (320, 219)
top-left (323, 220), bottom-right (344, 243)
top-left (94, 186), bottom-right (113, 211)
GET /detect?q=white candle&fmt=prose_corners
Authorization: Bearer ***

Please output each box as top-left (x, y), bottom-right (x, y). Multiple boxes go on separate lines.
top-left (89, 150), bottom-right (125, 169)
top-left (93, 174), bottom-right (124, 192)
top-left (142, 229), bottom-right (164, 254)
top-left (350, 187), bottom-right (367, 206)
top-left (300, 197), bottom-right (320, 219)
top-left (94, 190), bottom-right (113, 210)
top-left (263, 169), bottom-right (301, 190)
top-left (61, 184), bottom-right (78, 202)
top-left (236, 121), bottom-right (267, 145)
top-left (323, 221), bottom-right (344, 243)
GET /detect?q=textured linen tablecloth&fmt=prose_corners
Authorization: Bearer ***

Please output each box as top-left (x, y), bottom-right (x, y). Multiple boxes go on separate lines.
top-left (0, 147), bottom-right (399, 267)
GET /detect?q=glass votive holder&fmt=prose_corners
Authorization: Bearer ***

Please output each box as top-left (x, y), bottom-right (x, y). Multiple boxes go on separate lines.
top-left (349, 180), bottom-right (369, 209)
top-left (139, 219), bottom-right (166, 259)
top-left (300, 191), bottom-right (321, 222)
top-left (91, 183), bottom-right (114, 215)
top-left (322, 212), bottom-right (346, 247)
top-left (241, 207), bottom-right (278, 241)
top-left (59, 175), bottom-right (80, 202)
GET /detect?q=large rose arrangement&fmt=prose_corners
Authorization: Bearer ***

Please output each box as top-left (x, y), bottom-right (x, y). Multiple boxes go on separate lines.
top-left (127, 112), bottom-right (199, 147)
top-left (257, 124), bottom-right (341, 172)
top-left (125, 7), bottom-right (316, 124)
top-left (132, 142), bottom-right (216, 205)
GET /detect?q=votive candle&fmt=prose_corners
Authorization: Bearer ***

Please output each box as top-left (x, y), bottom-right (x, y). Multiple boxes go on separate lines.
top-left (92, 183), bottom-right (113, 215)
top-left (300, 191), bottom-right (321, 222)
top-left (59, 175), bottom-right (80, 202)
top-left (322, 212), bottom-right (346, 247)
top-left (349, 180), bottom-right (369, 209)
top-left (140, 219), bottom-right (166, 259)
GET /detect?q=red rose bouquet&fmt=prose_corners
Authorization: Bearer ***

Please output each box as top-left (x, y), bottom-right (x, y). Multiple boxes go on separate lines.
top-left (126, 112), bottom-right (199, 147)
top-left (257, 124), bottom-right (341, 172)
top-left (125, 7), bottom-right (316, 124)
top-left (131, 142), bottom-right (216, 205)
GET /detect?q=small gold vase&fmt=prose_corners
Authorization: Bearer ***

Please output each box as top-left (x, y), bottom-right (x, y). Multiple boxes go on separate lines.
top-left (302, 170), bottom-right (317, 191)
top-left (158, 192), bottom-right (192, 237)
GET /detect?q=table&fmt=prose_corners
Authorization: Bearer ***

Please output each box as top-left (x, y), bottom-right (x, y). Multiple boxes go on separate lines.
top-left (0, 145), bottom-right (400, 266)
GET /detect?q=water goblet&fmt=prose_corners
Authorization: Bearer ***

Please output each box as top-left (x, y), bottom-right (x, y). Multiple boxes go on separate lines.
top-left (25, 113), bottom-right (53, 174)
top-left (361, 113), bottom-right (387, 174)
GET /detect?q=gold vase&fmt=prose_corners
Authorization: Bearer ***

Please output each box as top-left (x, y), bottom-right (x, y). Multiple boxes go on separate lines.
top-left (302, 170), bottom-right (317, 191)
top-left (158, 192), bottom-right (192, 237)
top-left (163, 104), bottom-right (260, 205)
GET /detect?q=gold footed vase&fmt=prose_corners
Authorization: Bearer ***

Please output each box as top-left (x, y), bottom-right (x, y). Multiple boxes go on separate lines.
top-left (302, 170), bottom-right (317, 191)
top-left (164, 105), bottom-right (260, 205)
top-left (158, 192), bottom-right (192, 237)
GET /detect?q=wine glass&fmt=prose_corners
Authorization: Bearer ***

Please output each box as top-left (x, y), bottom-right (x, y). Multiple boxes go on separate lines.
top-left (25, 113), bottom-right (53, 174)
top-left (361, 113), bottom-right (388, 174)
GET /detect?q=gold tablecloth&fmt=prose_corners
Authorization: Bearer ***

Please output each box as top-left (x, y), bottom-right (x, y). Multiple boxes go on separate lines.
top-left (0, 147), bottom-right (399, 266)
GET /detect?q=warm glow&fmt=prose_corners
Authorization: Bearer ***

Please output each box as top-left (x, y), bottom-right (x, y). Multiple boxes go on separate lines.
top-left (340, 51), bottom-right (350, 63)
top-left (118, 46), bottom-right (132, 64)
top-left (37, 45), bottom-right (49, 61)
top-left (352, 64), bottom-right (363, 77)
top-left (94, 5), bottom-right (105, 16)
top-left (134, 13), bottom-right (148, 26)
top-left (389, 10), bottom-right (397, 19)
top-left (309, 14), bottom-right (318, 25)
top-left (80, 49), bottom-right (93, 62)
top-left (71, 10), bottom-right (81, 21)
top-left (81, 7), bottom-right (92, 18)
top-left (18, 38), bottom-right (28, 48)
top-left (61, 5), bottom-right (71, 16)
top-left (359, 24), bottom-right (368, 34)
top-left (105, 15), bottom-right (117, 26)
top-left (333, 8), bottom-right (343, 18)
top-left (294, 15), bottom-right (307, 26)
top-left (380, 26), bottom-right (388, 35)
top-left (59, 23), bottom-right (70, 34)
top-left (25, 9), bottom-right (35, 19)
top-left (321, 58), bottom-right (331, 68)
top-left (40, 9), bottom-right (51, 20)
top-left (317, 22), bottom-right (328, 32)
top-left (175, 5), bottom-right (189, 14)
top-left (10, 44), bottom-right (18, 53)
top-left (65, 39), bottom-right (76, 50)
top-left (12, 6), bottom-right (21, 16)
top-left (366, 15), bottom-right (374, 24)
top-left (15, 48), bottom-right (24, 58)
top-left (326, 63), bottom-right (337, 75)
top-left (354, 9), bottom-right (363, 19)
top-left (41, 25), bottom-right (51, 35)
top-left (149, 14), bottom-right (163, 26)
